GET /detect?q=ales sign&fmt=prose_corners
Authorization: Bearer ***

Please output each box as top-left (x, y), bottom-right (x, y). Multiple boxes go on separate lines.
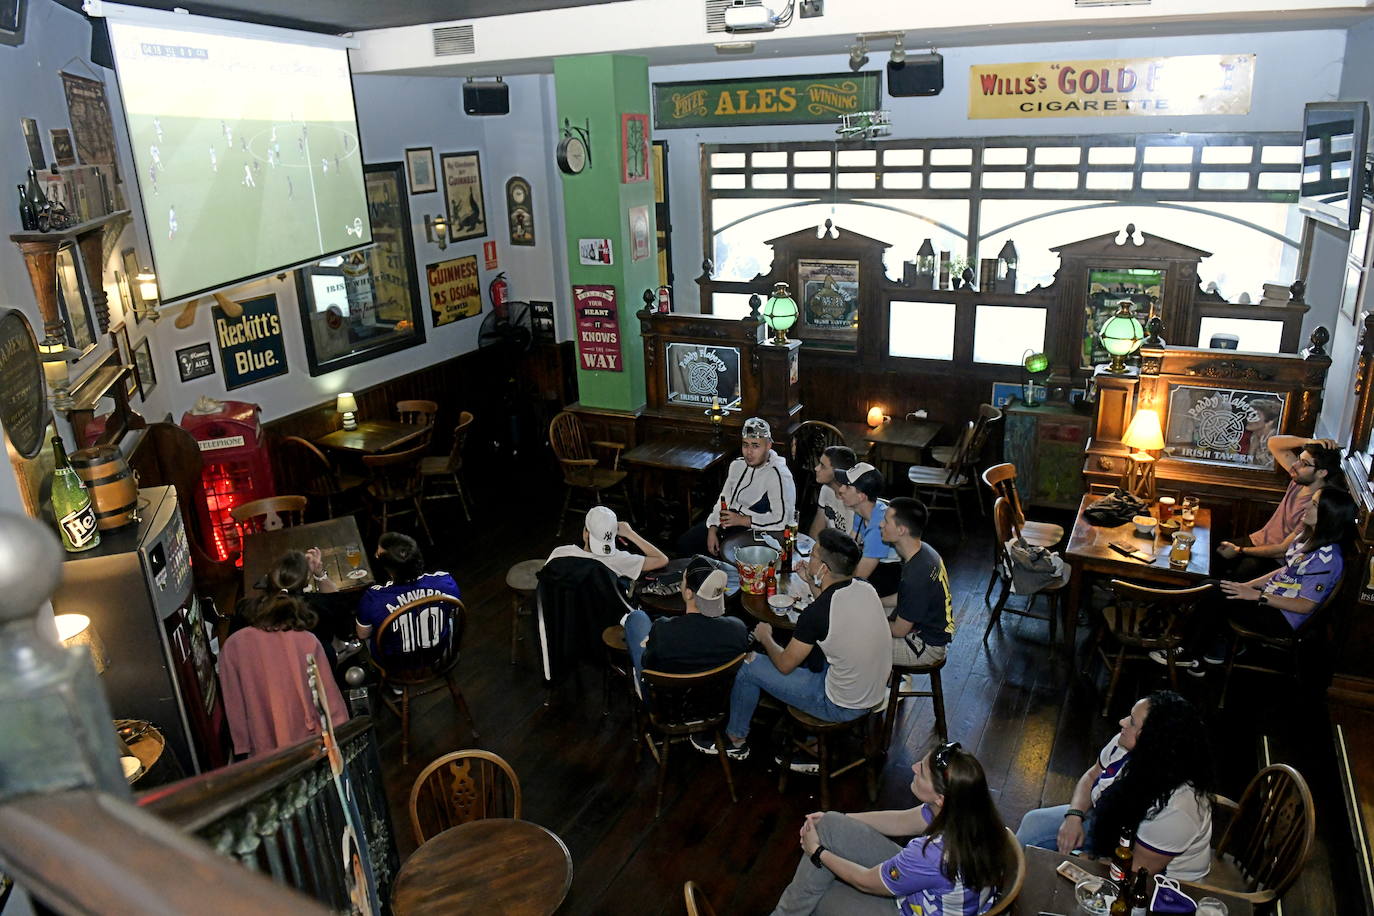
top-left (214, 293), bottom-right (289, 389)
top-left (968, 54), bottom-right (1254, 119)
top-left (653, 72), bottom-right (881, 129)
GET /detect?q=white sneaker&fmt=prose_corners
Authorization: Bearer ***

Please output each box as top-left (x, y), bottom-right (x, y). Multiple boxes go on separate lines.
top-left (1147, 649), bottom-right (1199, 668)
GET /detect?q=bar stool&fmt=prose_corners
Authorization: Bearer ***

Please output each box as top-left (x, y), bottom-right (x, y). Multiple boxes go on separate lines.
top-left (601, 624), bottom-right (631, 715)
top-left (506, 559), bottom-right (544, 664)
top-left (882, 658), bottom-right (948, 752)
top-left (777, 705), bottom-right (882, 810)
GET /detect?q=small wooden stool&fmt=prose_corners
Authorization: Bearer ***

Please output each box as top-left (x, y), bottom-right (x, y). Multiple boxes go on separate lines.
top-left (882, 657), bottom-right (948, 752)
top-left (777, 705), bottom-right (881, 810)
top-left (506, 559), bottom-right (544, 664)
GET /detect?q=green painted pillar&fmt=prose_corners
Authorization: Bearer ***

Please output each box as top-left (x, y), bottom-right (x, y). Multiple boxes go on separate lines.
top-left (554, 54), bottom-right (656, 411)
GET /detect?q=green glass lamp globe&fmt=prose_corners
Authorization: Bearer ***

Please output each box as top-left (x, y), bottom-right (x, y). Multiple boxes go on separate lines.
top-left (1099, 301), bottom-right (1145, 373)
top-left (762, 282), bottom-right (798, 344)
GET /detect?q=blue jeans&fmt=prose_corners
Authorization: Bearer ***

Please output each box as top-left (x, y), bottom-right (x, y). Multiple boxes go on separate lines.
top-left (726, 654), bottom-right (864, 740)
top-left (1015, 804), bottom-right (1098, 853)
top-left (624, 609), bottom-right (652, 694)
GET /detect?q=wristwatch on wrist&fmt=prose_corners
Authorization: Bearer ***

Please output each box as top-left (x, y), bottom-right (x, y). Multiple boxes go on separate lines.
top-left (810, 844), bottom-right (827, 868)
top-left (1064, 808), bottom-right (1087, 820)
top-left (1257, 593), bottom-right (1269, 606)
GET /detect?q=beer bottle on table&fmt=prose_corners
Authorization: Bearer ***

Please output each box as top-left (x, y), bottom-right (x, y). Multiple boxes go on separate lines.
top-left (51, 436), bottom-right (100, 553)
top-left (1108, 829), bottom-right (1134, 884)
top-left (1129, 867), bottom-right (1150, 915)
top-left (1109, 888), bottom-right (1130, 916)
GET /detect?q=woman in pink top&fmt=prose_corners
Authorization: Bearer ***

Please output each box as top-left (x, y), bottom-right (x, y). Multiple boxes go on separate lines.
top-left (219, 590), bottom-right (349, 759)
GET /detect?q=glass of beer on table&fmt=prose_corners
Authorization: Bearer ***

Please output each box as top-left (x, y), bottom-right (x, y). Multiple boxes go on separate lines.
top-left (345, 543), bottom-right (365, 578)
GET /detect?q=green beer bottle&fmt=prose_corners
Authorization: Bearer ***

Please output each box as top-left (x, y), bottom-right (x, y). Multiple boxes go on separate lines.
top-left (51, 436), bottom-right (100, 553)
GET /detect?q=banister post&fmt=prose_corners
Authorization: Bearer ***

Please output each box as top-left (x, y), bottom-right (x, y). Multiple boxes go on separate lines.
top-left (0, 511), bottom-right (129, 800)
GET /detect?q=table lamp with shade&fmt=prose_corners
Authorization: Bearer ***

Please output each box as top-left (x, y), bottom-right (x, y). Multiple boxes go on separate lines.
top-left (761, 282), bottom-right (798, 345)
top-left (1021, 350), bottom-right (1049, 406)
top-left (1121, 407), bottom-right (1165, 500)
top-left (55, 612), bottom-right (109, 675)
top-left (336, 392), bottom-right (359, 431)
top-left (1099, 301), bottom-right (1145, 374)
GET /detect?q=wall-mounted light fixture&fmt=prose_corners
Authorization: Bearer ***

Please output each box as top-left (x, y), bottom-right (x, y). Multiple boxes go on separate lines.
top-left (134, 270), bottom-right (161, 322)
top-left (890, 34), bottom-right (906, 64)
top-left (38, 340), bottom-right (76, 409)
top-left (847, 39), bottom-right (869, 72)
top-left (424, 213), bottom-right (450, 250)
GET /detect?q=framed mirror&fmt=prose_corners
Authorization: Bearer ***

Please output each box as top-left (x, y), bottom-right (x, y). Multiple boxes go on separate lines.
top-left (54, 244), bottom-right (95, 354)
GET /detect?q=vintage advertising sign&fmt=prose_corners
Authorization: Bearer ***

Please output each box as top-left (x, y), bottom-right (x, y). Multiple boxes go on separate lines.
top-left (175, 342), bottom-right (216, 382)
top-left (968, 54), bottom-right (1254, 119)
top-left (573, 285), bottom-right (623, 372)
top-left (799, 258), bottom-right (859, 328)
top-left (426, 255), bottom-right (482, 327)
top-left (653, 72), bottom-right (881, 129)
top-left (1164, 385), bottom-right (1285, 470)
top-left (215, 293), bottom-right (288, 389)
top-left (666, 342), bottom-right (741, 408)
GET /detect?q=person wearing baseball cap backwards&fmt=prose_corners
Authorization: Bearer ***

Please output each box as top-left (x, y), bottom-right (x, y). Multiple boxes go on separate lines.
top-left (547, 505), bottom-right (668, 582)
top-left (678, 416), bottom-right (797, 558)
top-left (623, 556), bottom-right (751, 693)
top-left (833, 462), bottom-right (902, 599)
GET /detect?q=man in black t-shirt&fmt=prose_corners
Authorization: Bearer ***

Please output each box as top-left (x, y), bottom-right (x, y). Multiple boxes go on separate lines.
top-left (879, 497), bottom-right (954, 666)
top-left (625, 557), bottom-right (749, 689)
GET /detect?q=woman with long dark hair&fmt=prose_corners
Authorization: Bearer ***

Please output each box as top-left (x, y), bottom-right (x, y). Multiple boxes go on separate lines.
top-left (219, 589), bottom-right (349, 759)
top-left (772, 742), bottom-right (1009, 915)
top-left (1219, 486), bottom-right (1355, 632)
top-left (1015, 690), bottom-right (1213, 880)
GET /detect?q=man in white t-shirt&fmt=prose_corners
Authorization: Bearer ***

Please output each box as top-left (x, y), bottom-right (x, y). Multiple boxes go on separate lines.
top-left (546, 505), bottom-right (668, 581)
top-left (808, 445), bottom-right (857, 541)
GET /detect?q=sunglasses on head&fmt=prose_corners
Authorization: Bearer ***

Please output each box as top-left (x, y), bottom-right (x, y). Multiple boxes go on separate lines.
top-left (931, 741), bottom-right (962, 772)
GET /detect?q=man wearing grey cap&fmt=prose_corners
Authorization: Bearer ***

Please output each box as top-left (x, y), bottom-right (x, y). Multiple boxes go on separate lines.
top-left (624, 557), bottom-right (751, 689)
top-left (679, 416), bottom-right (797, 557)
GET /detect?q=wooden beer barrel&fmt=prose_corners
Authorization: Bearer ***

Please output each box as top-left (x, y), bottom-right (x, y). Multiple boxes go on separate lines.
top-left (69, 445), bottom-right (139, 530)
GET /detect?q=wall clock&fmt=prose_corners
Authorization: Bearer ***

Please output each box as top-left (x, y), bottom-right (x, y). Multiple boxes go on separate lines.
top-left (557, 135), bottom-right (587, 175)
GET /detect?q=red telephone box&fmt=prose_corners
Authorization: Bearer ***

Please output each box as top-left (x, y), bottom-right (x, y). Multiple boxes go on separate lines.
top-left (180, 401), bottom-right (275, 562)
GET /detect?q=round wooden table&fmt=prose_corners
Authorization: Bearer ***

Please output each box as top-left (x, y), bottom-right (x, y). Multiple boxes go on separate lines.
top-left (392, 818), bottom-right (572, 916)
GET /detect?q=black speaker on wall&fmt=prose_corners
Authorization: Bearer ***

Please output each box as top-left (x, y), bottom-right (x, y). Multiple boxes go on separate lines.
top-left (887, 53), bottom-right (943, 97)
top-left (463, 78), bottom-right (509, 116)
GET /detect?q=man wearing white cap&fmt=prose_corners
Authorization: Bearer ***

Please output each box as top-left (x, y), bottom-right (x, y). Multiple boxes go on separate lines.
top-left (833, 463), bottom-right (902, 599)
top-left (624, 556), bottom-right (751, 690)
top-left (680, 416), bottom-right (797, 557)
top-left (547, 505), bottom-right (668, 581)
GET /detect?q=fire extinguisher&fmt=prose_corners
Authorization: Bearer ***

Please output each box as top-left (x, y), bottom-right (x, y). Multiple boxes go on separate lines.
top-left (489, 272), bottom-right (510, 322)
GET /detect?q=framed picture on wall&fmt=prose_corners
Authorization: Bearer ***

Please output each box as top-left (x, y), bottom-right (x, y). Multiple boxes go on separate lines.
top-left (54, 244), bottom-right (94, 354)
top-left (405, 146), bottom-right (436, 194)
top-left (132, 337), bottom-right (156, 399)
top-left (1083, 267), bottom-right (1162, 369)
top-left (121, 247), bottom-right (142, 323)
top-left (295, 162), bottom-right (427, 376)
top-left (798, 258), bottom-right (859, 329)
top-left (439, 151), bottom-right (487, 242)
top-left (175, 342), bottom-right (215, 382)
top-left (621, 113), bottom-right (649, 184)
top-left (1162, 383), bottom-right (1286, 471)
top-left (113, 321), bottom-right (136, 399)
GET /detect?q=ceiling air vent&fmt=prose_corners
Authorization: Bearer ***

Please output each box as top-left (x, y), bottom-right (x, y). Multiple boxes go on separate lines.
top-left (433, 25), bottom-right (475, 57)
top-left (706, 0), bottom-right (763, 33)
top-left (1074, 0), bottom-right (1150, 6)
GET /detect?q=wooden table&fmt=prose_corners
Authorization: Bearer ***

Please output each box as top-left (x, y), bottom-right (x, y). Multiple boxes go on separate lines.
top-left (622, 435), bottom-right (731, 531)
top-left (241, 517), bottom-right (374, 593)
top-left (315, 420), bottom-right (428, 455)
top-left (392, 818), bottom-right (572, 916)
top-left (1063, 494), bottom-right (1211, 654)
top-left (1011, 845), bottom-right (1253, 914)
top-left (835, 419), bottom-right (942, 478)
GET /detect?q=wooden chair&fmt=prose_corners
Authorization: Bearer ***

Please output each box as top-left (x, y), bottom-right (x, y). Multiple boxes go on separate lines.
top-left (881, 657), bottom-right (948, 751)
top-left (279, 436), bottom-right (366, 520)
top-left (1189, 764), bottom-right (1315, 910)
top-left (396, 399), bottom-right (439, 429)
top-left (981, 463), bottom-right (1064, 603)
top-left (930, 404), bottom-right (1003, 513)
top-left (637, 654), bottom-right (746, 817)
top-left (1218, 572), bottom-right (1345, 710)
top-left (548, 410), bottom-right (633, 535)
top-left (984, 828), bottom-right (1028, 916)
top-left (683, 881), bottom-right (718, 916)
top-left (230, 495), bottom-right (307, 536)
top-left (408, 749), bottom-right (521, 845)
top-left (1083, 579), bottom-right (1213, 716)
top-left (908, 421), bottom-right (978, 540)
top-left (420, 410), bottom-right (474, 521)
top-left (791, 419), bottom-right (848, 528)
top-left (777, 704), bottom-right (883, 811)
top-left (984, 496), bottom-right (1067, 646)
top-left (363, 441), bottom-right (433, 542)
top-left (369, 594), bottom-right (478, 764)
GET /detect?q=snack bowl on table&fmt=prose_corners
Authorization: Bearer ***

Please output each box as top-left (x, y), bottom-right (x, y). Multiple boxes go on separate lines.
top-left (734, 545), bottom-right (779, 596)
top-left (1133, 515), bottom-right (1159, 539)
top-left (1074, 876), bottom-right (1118, 916)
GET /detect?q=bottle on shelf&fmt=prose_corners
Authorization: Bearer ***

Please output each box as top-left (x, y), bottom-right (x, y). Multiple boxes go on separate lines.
top-left (51, 436), bottom-right (101, 553)
top-left (18, 183), bottom-right (36, 231)
top-left (1108, 829), bottom-right (1134, 885)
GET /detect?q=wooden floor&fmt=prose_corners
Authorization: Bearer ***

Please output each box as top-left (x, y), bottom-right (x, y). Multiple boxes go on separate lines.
top-left (368, 455), bottom-right (1358, 914)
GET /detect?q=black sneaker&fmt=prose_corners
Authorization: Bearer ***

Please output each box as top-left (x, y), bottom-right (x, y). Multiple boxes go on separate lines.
top-left (1148, 649), bottom-right (1199, 668)
top-left (691, 734), bottom-right (749, 760)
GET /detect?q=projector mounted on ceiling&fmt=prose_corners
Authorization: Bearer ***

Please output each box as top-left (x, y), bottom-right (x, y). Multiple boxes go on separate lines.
top-left (724, 0), bottom-right (795, 32)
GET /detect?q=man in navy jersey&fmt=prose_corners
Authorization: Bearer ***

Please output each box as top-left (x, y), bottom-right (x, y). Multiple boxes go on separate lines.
top-left (355, 532), bottom-right (460, 658)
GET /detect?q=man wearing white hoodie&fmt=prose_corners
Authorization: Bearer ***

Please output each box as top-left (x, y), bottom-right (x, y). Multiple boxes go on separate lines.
top-left (679, 417), bottom-right (797, 557)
